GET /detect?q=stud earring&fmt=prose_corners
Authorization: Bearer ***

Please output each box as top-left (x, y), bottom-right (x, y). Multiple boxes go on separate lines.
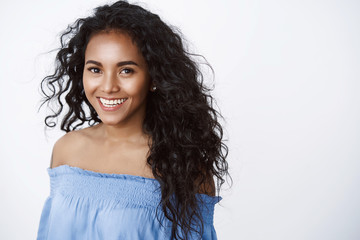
top-left (152, 86), bottom-right (157, 91)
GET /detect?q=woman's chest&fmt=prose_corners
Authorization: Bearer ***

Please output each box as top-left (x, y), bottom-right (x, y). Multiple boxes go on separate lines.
top-left (66, 141), bottom-right (154, 179)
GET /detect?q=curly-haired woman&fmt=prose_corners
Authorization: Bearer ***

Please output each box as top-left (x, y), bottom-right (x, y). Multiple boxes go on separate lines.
top-left (36, 1), bottom-right (230, 239)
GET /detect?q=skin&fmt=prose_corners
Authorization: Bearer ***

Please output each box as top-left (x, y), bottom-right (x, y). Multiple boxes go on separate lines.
top-left (50, 30), bottom-right (155, 179)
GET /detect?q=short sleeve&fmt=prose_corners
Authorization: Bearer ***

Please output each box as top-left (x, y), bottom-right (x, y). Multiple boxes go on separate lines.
top-left (37, 196), bottom-right (53, 240)
top-left (199, 195), bottom-right (222, 239)
top-left (202, 223), bottom-right (219, 240)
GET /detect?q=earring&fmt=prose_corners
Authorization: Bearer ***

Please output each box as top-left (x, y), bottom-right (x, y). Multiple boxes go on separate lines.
top-left (152, 86), bottom-right (157, 91)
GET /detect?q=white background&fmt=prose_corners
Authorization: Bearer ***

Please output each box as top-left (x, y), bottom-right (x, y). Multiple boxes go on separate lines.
top-left (0, 0), bottom-right (359, 239)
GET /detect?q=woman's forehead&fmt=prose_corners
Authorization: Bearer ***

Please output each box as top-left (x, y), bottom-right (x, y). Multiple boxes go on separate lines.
top-left (85, 31), bottom-right (146, 66)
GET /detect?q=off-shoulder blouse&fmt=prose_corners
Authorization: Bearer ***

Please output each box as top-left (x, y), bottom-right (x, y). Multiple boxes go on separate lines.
top-left (36, 165), bottom-right (221, 239)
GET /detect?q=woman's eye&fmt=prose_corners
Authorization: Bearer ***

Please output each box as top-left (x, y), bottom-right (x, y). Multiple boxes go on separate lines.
top-left (120, 68), bottom-right (133, 74)
top-left (88, 67), bottom-right (101, 73)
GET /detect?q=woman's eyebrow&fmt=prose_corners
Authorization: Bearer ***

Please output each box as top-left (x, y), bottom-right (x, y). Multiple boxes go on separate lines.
top-left (117, 61), bottom-right (139, 67)
top-left (85, 60), bottom-right (139, 67)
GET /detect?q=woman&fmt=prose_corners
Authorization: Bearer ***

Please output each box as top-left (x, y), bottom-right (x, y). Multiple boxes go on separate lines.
top-left (37, 1), bottom-right (230, 239)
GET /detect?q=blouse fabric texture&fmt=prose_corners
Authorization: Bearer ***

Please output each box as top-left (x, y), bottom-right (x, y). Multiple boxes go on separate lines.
top-left (36, 165), bottom-right (221, 240)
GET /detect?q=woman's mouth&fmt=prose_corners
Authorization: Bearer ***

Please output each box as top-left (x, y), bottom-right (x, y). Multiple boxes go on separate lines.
top-left (98, 97), bottom-right (128, 111)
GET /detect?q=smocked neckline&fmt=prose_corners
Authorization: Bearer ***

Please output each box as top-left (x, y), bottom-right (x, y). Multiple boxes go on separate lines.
top-left (49, 164), bottom-right (158, 181)
top-left (48, 164), bottom-right (222, 203)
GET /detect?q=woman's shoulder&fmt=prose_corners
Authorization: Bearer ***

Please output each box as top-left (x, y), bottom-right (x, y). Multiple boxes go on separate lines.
top-left (50, 126), bottom-right (98, 168)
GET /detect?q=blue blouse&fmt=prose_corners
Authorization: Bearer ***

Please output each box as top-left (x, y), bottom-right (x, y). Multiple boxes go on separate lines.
top-left (36, 165), bottom-right (222, 239)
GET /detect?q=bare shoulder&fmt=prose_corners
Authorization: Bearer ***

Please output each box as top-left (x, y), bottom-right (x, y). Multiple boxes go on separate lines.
top-left (199, 175), bottom-right (216, 196)
top-left (50, 127), bottom-right (94, 168)
top-left (197, 170), bottom-right (216, 196)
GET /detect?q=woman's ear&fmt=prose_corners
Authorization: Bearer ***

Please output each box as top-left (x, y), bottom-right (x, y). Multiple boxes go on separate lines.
top-left (149, 82), bottom-right (157, 92)
top-left (150, 86), bottom-right (157, 92)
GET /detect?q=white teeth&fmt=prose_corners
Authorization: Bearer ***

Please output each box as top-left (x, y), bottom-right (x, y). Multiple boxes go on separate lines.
top-left (100, 97), bottom-right (127, 107)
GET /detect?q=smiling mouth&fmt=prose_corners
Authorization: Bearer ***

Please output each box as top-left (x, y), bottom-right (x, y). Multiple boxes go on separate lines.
top-left (99, 97), bottom-right (128, 107)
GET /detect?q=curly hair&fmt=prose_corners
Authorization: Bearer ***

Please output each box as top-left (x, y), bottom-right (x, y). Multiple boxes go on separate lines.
top-left (39, 1), bottom-right (230, 239)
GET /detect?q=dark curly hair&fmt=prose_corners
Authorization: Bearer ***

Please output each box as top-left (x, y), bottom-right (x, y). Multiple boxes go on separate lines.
top-left (39, 1), bottom-right (230, 239)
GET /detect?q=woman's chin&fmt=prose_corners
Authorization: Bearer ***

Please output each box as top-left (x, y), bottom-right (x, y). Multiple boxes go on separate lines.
top-left (98, 118), bottom-right (124, 126)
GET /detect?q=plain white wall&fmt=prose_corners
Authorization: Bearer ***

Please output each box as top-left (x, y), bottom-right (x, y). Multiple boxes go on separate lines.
top-left (1, 0), bottom-right (359, 239)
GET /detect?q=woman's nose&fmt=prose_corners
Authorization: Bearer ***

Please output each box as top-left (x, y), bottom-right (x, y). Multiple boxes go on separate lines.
top-left (101, 72), bottom-right (120, 93)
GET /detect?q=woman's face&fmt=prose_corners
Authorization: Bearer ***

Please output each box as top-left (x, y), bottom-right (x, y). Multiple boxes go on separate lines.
top-left (83, 30), bottom-right (152, 127)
